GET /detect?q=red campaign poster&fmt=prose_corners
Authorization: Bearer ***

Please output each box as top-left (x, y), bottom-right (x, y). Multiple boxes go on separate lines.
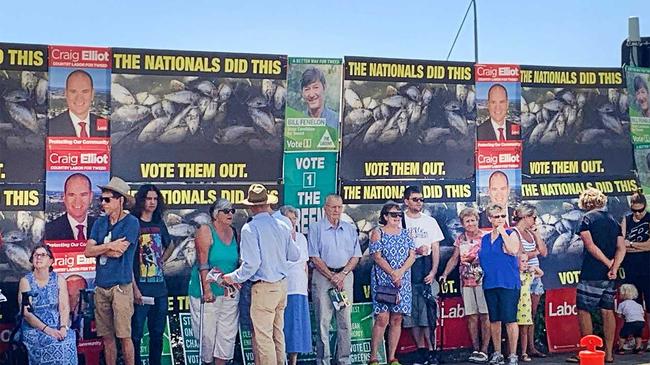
top-left (439, 296), bottom-right (473, 350)
top-left (48, 240), bottom-right (96, 273)
top-left (46, 137), bottom-right (111, 171)
top-left (545, 288), bottom-right (581, 353)
top-left (48, 45), bottom-right (112, 69)
top-left (476, 141), bottom-right (522, 170)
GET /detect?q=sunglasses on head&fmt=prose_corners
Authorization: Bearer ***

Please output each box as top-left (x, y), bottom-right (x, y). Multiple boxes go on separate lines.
top-left (491, 214), bottom-right (507, 219)
top-left (219, 208), bottom-right (236, 214)
top-left (387, 212), bottom-right (404, 218)
top-left (410, 197), bottom-right (424, 203)
top-left (632, 207), bottom-right (646, 213)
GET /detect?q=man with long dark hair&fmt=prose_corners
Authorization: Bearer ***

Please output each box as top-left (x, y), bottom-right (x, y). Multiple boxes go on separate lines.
top-left (130, 184), bottom-right (171, 365)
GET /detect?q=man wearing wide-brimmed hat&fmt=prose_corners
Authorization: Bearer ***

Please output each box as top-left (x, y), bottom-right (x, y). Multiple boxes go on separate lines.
top-left (222, 184), bottom-right (300, 365)
top-left (84, 177), bottom-right (140, 365)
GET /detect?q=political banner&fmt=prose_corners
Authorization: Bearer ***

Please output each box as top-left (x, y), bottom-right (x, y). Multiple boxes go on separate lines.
top-left (0, 43), bottom-right (48, 183)
top-left (634, 143), bottom-right (650, 193)
top-left (340, 56), bottom-right (475, 181)
top-left (520, 66), bottom-right (634, 181)
top-left (285, 57), bottom-right (342, 151)
top-left (239, 303), bottom-right (387, 365)
top-left (283, 152), bottom-right (337, 208)
top-left (340, 179), bottom-right (475, 204)
top-left (110, 48), bottom-right (287, 183)
top-left (626, 66), bottom-right (650, 145)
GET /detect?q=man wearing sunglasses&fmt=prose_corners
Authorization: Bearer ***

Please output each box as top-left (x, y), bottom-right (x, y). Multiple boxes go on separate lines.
top-left (84, 177), bottom-right (139, 365)
top-left (402, 186), bottom-right (444, 365)
top-left (308, 194), bottom-right (361, 365)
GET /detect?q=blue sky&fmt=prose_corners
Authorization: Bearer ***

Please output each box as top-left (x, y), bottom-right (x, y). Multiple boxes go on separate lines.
top-left (0, 1), bottom-right (647, 67)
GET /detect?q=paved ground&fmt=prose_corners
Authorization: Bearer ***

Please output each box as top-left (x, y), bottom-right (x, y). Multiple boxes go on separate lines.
top-left (397, 350), bottom-right (650, 364)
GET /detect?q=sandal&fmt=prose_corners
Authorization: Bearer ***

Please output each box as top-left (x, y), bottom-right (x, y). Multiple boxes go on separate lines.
top-left (530, 350), bottom-right (547, 358)
top-left (565, 355), bottom-right (580, 363)
top-left (520, 353), bottom-right (532, 362)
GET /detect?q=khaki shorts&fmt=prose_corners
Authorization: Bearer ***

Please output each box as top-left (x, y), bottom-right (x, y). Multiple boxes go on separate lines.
top-left (462, 285), bottom-right (488, 315)
top-left (94, 283), bottom-right (134, 338)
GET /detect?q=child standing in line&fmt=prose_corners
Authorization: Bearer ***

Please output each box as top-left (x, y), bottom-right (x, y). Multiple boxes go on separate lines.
top-left (616, 284), bottom-right (646, 354)
top-left (517, 253), bottom-right (544, 362)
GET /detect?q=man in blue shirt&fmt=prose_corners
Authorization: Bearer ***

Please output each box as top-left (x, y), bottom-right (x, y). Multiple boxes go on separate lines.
top-left (222, 184), bottom-right (299, 365)
top-left (84, 177), bottom-right (139, 365)
top-left (301, 67), bottom-right (339, 130)
top-left (308, 194), bottom-right (361, 365)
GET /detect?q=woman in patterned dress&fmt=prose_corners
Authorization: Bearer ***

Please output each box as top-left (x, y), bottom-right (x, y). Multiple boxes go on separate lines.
top-left (18, 244), bottom-right (77, 365)
top-left (368, 201), bottom-right (416, 365)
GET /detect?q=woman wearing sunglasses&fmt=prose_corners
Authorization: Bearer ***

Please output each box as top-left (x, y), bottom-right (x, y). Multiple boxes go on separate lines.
top-left (478, 203), bottom-right (522, 365)
top-left (620, 191), bottom-right (650, 340)
top-left (188, 199), bottom-right (240, 365)
top-left (19, 244), bottom-right (78, 364)
top-left (368, 201), bottom-right (416, 365)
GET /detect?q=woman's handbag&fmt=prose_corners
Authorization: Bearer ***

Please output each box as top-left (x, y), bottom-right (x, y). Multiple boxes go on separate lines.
top-left (374, 283), bottom-right (400, 305)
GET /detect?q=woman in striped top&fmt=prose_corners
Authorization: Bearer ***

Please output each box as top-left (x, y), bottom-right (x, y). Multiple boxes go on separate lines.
top-left (512, 203), bottom-right (548, 359)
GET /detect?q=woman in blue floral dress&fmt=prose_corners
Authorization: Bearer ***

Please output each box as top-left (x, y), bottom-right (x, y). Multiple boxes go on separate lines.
top-left (19, 244), bottom-right (77, 365)
top-left (368, 202), bottom-right (416, 365)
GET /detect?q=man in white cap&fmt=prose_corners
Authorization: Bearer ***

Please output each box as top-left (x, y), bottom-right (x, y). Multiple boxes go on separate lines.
top-left (84, 177), bottom-right (139, 365)
top-left (221, 184), bottom-right (299, 365)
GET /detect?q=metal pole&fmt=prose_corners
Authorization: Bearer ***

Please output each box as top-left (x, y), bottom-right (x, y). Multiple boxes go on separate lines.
top-left (473, 0), bottom-right (478, 63)
top-left (629, 16), bottom-right (640, 66)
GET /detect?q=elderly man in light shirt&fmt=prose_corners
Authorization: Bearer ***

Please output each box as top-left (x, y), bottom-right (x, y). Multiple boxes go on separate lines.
top-left (222, 184), bottom-right (299, 365)
top-left (308, 194), bottom-right (361, 365)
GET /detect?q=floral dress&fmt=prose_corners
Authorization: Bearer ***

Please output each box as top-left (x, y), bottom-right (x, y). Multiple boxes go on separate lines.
top-left (21, 272), bottom-right (78, 365)
top-left (370, 229), bottom-right (415, 315)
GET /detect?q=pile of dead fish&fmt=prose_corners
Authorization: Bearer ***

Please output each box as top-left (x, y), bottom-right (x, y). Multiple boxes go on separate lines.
top-left (521, 87), bottom-right (630, 147)
top-left (0, 211), bottom-right (46, 278)
top-left (342, 82), bottom-right (476, 149)
top-left (0, 71), bottom-right (47, 149)
top-left (111, 75), bottom-right (286, 151)
top-left (536, 206), bottom-right (585, 255)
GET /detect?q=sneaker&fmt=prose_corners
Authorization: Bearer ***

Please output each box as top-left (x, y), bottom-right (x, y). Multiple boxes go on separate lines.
top-left (469, 351), bottom-right (489, 363)
top-left (389, 359), bottom-right (402, 365)
top-left (489, 352), bottom-right (505, 365)
top-left (413, 348), bottom-right (428, 365)
top-left (507, 354), bottom-right (519, 365)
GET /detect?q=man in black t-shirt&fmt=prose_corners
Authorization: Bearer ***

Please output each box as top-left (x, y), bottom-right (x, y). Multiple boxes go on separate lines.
top-left (131, 185), bottom-right (171, 365)
top-left (569, 188), bottom-right (626, 363)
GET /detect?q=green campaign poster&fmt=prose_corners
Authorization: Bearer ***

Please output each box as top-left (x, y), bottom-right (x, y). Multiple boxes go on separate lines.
top-left (179, 312), bottom-right (201, 365)
top-left (283, 152), bottom-right (337, 208)
top-left (138, 317), bottom-right (174, 365)
top-left (238, 302), bottom-right (386, 365)
top-left (285, 57), bottom-right (342, 152)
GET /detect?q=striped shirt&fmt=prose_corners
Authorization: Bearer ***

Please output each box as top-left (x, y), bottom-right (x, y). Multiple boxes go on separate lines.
top-left (513, 227), bottom-right (540, 267)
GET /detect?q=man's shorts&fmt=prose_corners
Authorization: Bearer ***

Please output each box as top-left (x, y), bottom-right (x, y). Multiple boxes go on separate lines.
top-left (94, 283), bottom-right (134, 338)
top-left (403, 283), bottom-right (437, 328)
top-left (576, 280), bottom-right (616, 311)
top-left (484, 287), bottom-right (520, 323)
top-left (462, 285), bottom-right (489, 315)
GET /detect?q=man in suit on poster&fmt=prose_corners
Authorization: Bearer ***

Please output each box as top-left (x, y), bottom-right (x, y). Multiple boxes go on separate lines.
top-left (46, 173), bottom-right (96, 241)
top-left (48, 69), bottom-right (108, 137)
top-left (476, 83), bottom-right (519, 141)
top-left (479, 170), bottom-right (516, 228)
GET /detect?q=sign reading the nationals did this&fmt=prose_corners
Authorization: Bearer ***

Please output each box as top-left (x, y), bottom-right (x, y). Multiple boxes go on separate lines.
top-left (520, 65), bottom-right (634, 180)
top-left (0, 43), bottom-right (48, 183)
top-left (110, 47), bottom-right (287, 183)
top-left (340, 56), bottom-right (475, 181)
